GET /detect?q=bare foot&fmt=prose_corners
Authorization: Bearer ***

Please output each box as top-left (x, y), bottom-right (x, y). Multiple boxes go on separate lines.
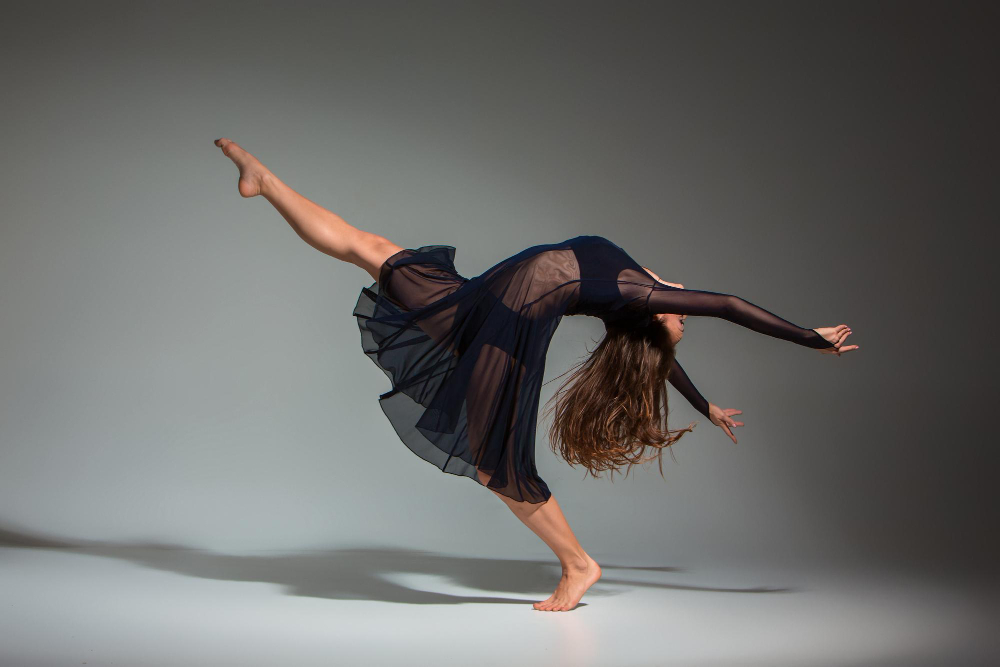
top-left (213, 137), bottom-right (276, 198)
top-left (533, 554), bottom-right (602, 611)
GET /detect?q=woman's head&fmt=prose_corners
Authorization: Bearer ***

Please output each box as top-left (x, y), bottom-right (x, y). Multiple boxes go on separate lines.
top-left (543, 315), bottom-right (696, 482)
top-left (640, 267), bottom-right (686, 345)
top-left (655, 311), bottom-right (686, 346)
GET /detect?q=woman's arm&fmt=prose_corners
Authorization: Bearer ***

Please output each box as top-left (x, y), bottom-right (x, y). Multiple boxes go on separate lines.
top-left (668, 358), bottom-right (711, 418)
top-left (668, 358), bottom-right (745, 442)
top-left (643, 284), bottom-right (839, 350)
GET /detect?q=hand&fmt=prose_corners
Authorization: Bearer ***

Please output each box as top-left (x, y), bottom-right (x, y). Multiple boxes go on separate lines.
top-left (708, 403), bottom-right (743, 444)
top-left (641, 266), bottom-right (683, 289)
top-left (813, 325), bottom-right (859, 356)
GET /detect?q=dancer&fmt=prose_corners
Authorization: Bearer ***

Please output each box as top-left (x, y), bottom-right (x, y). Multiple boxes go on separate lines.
top-left (214, 138), bottom-right (857, 612)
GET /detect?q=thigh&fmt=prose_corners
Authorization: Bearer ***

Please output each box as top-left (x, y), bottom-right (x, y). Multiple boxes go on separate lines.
top-left (466, 343), bottom-right (526, 472)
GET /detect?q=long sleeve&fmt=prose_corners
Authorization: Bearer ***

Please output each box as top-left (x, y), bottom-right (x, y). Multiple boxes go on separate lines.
top-left (668, 358), bottom-right (711, 418)
top-left (643, 284), bottom-right (836, 350)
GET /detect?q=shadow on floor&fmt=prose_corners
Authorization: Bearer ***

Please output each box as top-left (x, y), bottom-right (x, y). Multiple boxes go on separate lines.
top-left (0, 520), bottom-right (795, 606)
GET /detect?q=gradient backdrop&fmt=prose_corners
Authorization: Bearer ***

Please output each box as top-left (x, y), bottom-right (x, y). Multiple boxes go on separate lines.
top-left (0, 0), bottom-right (995, 599)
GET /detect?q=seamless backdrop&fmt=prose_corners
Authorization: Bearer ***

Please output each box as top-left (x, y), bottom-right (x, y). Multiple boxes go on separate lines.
top-left (0, 1), bottom-right (995, 582)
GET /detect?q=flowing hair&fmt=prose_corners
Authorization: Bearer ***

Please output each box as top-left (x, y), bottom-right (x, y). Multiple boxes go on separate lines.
top-left (542, 317), bottom-right (697, 482)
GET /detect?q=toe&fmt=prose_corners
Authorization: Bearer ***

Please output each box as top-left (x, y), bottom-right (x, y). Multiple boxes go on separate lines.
top-left (219, 139), bottom-right (241, 157)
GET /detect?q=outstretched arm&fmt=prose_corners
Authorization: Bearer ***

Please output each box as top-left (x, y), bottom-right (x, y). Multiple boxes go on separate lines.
top-left (668, 358), bottom-right (745, 443)
top-left (667, 358), bottom-right (711, 418)
top-left (644, 284), bottom-right (838, 350)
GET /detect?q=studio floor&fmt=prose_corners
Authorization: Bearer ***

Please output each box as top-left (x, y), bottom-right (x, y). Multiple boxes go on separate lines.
top-left (0, 544), bottom-right (996, 666)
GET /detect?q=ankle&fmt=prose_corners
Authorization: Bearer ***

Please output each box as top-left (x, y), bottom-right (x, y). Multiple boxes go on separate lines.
top-left (259, 171), bottom-right (281, 199)
top-left (560, 553), bottom-right (590, 573)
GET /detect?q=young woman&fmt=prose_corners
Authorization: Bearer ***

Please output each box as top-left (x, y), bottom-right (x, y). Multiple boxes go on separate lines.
top-left (214, 138), bottom-right (858, 612)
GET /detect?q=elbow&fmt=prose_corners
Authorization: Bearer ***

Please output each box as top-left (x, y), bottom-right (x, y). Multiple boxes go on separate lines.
top-left (721, 294), bottom-right (742, 319)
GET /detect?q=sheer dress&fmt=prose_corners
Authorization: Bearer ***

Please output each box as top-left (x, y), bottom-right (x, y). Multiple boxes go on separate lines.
top-left (353, 235), bottom-right (834, 504)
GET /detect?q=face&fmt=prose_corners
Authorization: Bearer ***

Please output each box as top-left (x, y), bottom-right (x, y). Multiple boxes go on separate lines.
top-left (655, 312), bottom-right (686, 345)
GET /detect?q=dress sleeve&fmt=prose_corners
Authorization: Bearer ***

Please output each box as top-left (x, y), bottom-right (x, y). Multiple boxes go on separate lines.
top-left (642, 284), bottom-right (836, 350)
top-left (668, 358), bottom-right (711, 418)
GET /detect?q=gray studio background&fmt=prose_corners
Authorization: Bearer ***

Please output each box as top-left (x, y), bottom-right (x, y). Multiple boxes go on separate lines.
top-left (0, 0), bottom-right (995, 581)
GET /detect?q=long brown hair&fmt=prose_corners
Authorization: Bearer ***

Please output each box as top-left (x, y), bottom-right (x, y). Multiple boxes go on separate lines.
top-left (542, 317), bottom-right (697, 482)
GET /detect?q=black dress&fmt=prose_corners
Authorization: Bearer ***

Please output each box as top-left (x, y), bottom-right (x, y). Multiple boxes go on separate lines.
top-left (353, 235), bottom-right (835, 504)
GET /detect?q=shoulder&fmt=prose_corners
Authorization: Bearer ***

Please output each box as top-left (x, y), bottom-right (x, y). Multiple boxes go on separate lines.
top-left (562, 234), bottom-right (629, 253)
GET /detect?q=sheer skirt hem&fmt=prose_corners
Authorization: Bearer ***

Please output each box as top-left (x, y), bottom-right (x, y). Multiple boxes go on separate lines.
top-left (353, 245), bottom-right (555, 504)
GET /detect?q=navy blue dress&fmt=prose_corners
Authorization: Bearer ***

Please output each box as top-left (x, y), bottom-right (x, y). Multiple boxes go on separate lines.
top-left (353, 235), bottom-right (835, 504)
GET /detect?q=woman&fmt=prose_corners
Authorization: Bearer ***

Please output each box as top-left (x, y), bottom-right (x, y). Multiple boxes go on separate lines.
top-left (213, 138), bottom-right (858, 612)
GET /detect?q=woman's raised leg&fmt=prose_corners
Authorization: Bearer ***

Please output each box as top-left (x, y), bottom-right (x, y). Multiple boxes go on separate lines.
top-left (213, 138), bottom-right (402, 281)
top-left (478, 471), bottom-right (602, 611)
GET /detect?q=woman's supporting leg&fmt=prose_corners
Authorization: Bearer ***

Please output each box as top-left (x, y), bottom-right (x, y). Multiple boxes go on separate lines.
top-left (478, 472), bottom-right (602, 611)
top-left (465, 345), bottom-right (602, 611)
top-left (213, 138), bottom-right (402, 281)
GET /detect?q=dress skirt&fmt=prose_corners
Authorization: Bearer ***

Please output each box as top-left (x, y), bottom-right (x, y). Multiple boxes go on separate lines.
top-left (352, 241), bottom-right (582, 504)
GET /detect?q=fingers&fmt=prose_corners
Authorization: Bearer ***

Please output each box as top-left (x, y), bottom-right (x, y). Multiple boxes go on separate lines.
top-left (716, 410), bottom-right (743, 444)
top-left (834, 328), bottom-right (858, 355)
top-left (818, 325), bottom-right (858, 355)
top-left (720, 409), bottom-right (744, 429)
